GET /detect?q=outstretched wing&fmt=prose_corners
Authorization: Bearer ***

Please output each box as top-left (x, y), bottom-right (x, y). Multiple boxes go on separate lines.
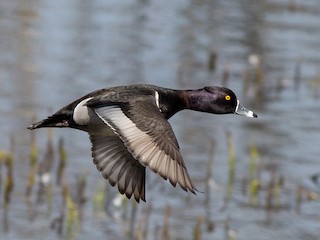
top-left (90, 95), bottom-right (196, 194)
top-left (89, 134), bottom-right (146, 202)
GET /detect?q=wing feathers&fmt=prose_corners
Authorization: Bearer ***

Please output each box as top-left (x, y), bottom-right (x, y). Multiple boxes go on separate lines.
top-left (94, 105), bottom-right (197, 194)
top-left (90, 134), bottom-right (146, 202)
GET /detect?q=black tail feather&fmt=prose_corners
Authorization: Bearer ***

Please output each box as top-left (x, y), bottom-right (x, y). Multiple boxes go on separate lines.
top-left (28, 112), bottom-right (72, 130)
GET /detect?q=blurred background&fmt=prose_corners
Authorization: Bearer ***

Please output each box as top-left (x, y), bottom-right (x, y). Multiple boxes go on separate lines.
top-left (0, 0), bottom-right (320, 239)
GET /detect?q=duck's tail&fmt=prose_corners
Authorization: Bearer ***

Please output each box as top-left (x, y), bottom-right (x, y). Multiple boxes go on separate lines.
top-left (28, 110), bottom-right (73, 130)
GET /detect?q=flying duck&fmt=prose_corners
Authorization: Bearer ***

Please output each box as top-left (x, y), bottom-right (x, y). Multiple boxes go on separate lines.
top-left (28, 84), bottom-right (257, 202)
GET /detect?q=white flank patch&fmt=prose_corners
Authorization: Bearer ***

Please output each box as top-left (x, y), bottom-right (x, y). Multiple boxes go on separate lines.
top-left (73, 97), bottom-right (93, 125)
top-left (154, 90), bottom-right (160, 109)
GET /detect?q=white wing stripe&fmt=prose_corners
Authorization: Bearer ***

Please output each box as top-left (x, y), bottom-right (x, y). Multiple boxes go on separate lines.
top-left (94, 106), bottom-right (184, 186)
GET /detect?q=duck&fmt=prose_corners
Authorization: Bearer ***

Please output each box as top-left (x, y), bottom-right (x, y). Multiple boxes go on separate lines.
top-left (28, 84), bottom-right (257, 202)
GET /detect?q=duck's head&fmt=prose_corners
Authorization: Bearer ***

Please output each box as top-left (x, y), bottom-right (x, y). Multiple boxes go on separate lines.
top-left (186, 86), bottom-right (257, 118)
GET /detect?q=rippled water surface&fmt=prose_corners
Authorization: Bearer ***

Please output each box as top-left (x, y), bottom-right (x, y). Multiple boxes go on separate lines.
top-left (1, 0), bottom-right (320, 239)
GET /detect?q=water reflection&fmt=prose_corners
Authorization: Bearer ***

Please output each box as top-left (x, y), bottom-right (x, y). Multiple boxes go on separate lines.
top-left (0, 0), bottom-right (320, 239)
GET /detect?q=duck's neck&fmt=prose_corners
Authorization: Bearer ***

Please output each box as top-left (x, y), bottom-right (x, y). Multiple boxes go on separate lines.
top-left (181, 88), bottom-right (214, 113)
top-left (155, 89), bottom-right (186, 119)
top-left (158, 88), bottom-right (214, 118)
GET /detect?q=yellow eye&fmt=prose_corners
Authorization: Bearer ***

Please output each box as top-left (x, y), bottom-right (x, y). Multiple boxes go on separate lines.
top-left (225, 95), bottom-right (231, 101)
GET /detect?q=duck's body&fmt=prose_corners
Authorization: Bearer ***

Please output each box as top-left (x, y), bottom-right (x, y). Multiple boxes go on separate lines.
top-left (28, 84), bottom-right (257, 202)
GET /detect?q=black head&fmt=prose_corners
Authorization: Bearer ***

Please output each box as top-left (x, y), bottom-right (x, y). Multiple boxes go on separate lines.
top-left (203, 86), bottom-right (238, 114)
top-left (187, 86), bottom-right (257, 117)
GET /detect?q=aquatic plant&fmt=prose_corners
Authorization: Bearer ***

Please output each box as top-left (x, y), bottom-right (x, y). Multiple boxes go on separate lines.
top-left (56, 138), bottom-right (67, 186)
top-left (248, 144), bottom-right (261, 206)
top-left (223, 130), bottom-right (236, 210)
top-left (26, 131), bottom-right (38, 198)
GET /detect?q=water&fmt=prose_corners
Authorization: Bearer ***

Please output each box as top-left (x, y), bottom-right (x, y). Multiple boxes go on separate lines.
top-left (0, 0), bottom-right (320, 239)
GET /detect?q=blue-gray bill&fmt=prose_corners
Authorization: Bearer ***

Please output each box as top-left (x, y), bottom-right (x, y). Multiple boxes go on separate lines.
top-left (235, 100), bottom-right (258, 118)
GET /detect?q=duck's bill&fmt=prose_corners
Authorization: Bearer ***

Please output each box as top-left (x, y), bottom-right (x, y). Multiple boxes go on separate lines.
top-left (235, 100), bottom-right (258, 118)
